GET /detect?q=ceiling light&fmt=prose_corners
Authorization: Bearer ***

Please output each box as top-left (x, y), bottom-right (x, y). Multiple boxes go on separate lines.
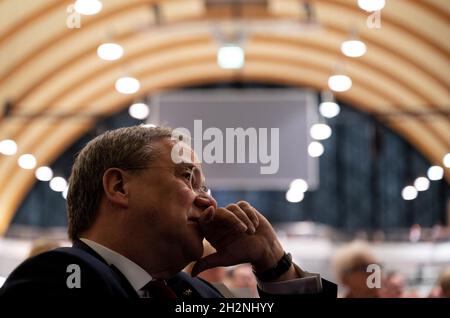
top-left (427, 166), bottom-right (444, 181)
top-left (341, 40), bottom-right (367, 58)
top-left (402, 186), bottom-right (417, 201)
top-left (74, 0), bottom-right (103, 15)
top-left (319, 90), bottom-right (340, 118)
top-left (357, 0), bottom-right (385, 12)
top-left (443, 153), bottom-right (450, 168)
top-left (328, 74), bottom-right (352, 92)
top-left (62, 186), bottom-right (69, 200)
top-left (18, 154), bottom-right (36, 170)
top-left (310, 123), bottom-right (332, 140)
top-left (97, 43), bottom-right (123, 61)
top-left (290, 179), bottom-right (308, 193)
top-left (50, 177), bottom-right (67, 192)
top-left (308, 141), bottom-right (324, 158)
top-left (129, 103), bottom-right (150, 120)
top-left (217, 45), bottom-right (245, 69)
top-left (35, 166), bottom-right (53, 182)
top-left (0, 139), bottom-right (17, 155)
top-left (319, 101), bottom-right (340, 118)
top-left (115, 76), bottom-right (140, 95)
top-left (413, 177), bottom-right (430, 192)
top-left (286, 188), bottom-right (304, 203)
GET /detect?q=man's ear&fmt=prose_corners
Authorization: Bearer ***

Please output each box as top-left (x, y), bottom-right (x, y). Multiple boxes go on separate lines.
top-left (102, 168), bottom-right (131, 208)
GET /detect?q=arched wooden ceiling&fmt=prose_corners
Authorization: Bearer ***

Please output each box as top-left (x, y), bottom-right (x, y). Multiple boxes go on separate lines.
top-left (0, 0), bottom-right (449, 235)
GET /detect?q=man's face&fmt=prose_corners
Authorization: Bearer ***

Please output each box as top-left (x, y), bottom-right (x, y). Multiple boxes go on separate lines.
top-left (233, 265), bottom-right (256, 288)
top-left (126, 138), bottom-right (216, 273)
top-left (382, 274), bottom-right (405, 297)
top-left (343, 260), bottom-right (380, 298)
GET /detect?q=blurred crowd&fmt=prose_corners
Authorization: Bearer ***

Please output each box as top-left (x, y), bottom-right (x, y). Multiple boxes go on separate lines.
top-left (185, 239), bottom-right (450, 298)
top-left (329, 240), bottom-right (449, 298)
top-left (5, 238), bottom-right (450, 298)
top-left (331, 241), bottom-right (450, 298)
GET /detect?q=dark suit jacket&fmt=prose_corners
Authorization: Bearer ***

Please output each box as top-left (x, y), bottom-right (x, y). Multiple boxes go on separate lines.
top-left (0, 240), bottom-right (336, 298)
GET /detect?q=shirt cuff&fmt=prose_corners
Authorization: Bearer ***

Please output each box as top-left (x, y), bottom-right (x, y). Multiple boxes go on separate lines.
top-left (257, 264), bottom-right (323, 295)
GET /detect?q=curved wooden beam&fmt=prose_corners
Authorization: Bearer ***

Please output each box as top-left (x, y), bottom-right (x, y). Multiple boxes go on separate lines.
top-left (0, 60), bottom-right (448, 236)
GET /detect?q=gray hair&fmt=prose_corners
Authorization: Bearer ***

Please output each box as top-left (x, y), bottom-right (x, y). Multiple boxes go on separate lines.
top-left (67, 125), bottom-right (173, 240)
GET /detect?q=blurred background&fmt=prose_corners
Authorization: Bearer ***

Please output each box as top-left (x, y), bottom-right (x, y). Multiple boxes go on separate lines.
top-left (0, 0), bottom-right (449, 297)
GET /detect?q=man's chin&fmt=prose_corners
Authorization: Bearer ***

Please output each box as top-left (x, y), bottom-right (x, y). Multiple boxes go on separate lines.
top-left (192, 239), bottom-right (205, 260)
top-left (187, 221), bottom-right (205, 242)
top-left (179, 235), bottom-right (204, 263)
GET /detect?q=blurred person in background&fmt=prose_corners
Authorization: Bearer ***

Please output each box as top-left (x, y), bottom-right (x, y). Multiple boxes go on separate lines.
top-left (437, 267), bottom-right (450, 298)
top-left (331, 241), bottom-right (380, 298)
top-left (379, 271), bottom-right (405, 298)
top-left (27, 239), bottom-right (61, 259)
top-left (225, 264), bottom-right (258, 298)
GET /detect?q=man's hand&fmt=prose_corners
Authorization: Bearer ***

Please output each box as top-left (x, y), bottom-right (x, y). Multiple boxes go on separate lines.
top-left (191, 200), bottom-right (299, 281)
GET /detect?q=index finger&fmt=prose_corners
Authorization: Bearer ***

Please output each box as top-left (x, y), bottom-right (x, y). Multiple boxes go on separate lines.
top-left (236, 201), bottom-right (260, 228)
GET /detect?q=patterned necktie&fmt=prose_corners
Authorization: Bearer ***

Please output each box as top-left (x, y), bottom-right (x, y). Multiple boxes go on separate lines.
top-left (141, 279), bottom-right (177, 299)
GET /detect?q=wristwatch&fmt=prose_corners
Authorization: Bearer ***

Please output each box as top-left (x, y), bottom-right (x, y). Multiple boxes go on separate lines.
top-left (252, 252), bottom-right (292, 282)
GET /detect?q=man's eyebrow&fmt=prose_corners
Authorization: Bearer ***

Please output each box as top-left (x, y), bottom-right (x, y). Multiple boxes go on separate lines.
top-left (176, 163), bottom-right (196, 169)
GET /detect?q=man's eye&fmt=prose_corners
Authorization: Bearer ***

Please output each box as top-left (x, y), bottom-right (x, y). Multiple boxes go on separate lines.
top-left (182, 171), bottom-right (192, 180)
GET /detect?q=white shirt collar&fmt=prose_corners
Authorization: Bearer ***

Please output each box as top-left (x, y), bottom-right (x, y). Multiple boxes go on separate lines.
top-left (80, 238), bottom-right (152, 292)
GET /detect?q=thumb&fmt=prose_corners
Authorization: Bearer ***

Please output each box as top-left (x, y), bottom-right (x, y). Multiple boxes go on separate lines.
top-left (191, 251), bottom-right (231, 277)
top-left (199, 206), bottom-right (215, 225)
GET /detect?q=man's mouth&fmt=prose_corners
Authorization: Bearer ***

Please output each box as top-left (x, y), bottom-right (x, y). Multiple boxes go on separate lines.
top-left (187, 218), bottom-right (204, 237)
top-left (187, 217), bottom-right (199, 224)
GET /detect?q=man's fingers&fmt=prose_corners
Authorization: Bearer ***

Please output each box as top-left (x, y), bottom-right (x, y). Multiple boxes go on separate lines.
top-left (226, 204), bottom-right (256, 234)
top-left (236, 201), bottom-right (260, 229)
top-left (200, 207), bottom-right (248, 233)
top-left (191, 252), bottom-right (232, 277)
top-left (199, 206), bottom-right (215, 224)
top-left (195, 195), bottom-right (217, 209)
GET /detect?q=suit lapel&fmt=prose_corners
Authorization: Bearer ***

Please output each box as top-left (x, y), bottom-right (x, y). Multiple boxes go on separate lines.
top-left (72, 240), bottom-right (139, 298)
top-left (109, 265), bottom-right (140, 298)
top-left (72, 240), bottom-right (223, 298)
top-left (167, 274), bottom-right (204, 299)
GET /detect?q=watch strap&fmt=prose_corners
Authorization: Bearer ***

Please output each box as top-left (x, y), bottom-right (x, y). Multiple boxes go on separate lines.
top-left (252, 252), bottom-right (292, 282)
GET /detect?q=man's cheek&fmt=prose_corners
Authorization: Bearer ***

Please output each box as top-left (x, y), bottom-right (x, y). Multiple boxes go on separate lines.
top-left (179, 187), bottom-right (196, 204)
